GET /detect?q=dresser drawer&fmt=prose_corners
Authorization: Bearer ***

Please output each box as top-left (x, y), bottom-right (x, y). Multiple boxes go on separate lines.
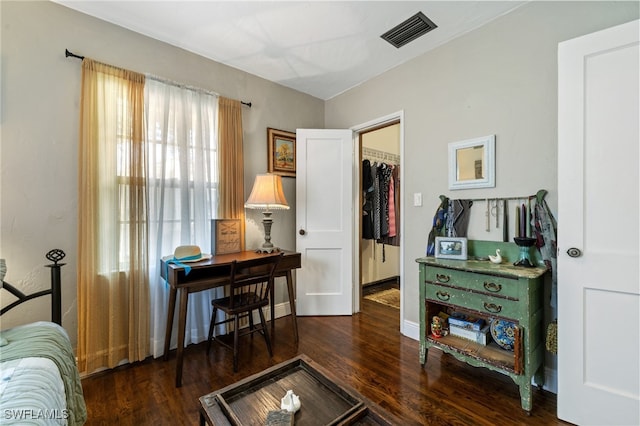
top-left (425, 283), bottom-right (520, 319)
top-left (425, 267), bottom-right (520, 300)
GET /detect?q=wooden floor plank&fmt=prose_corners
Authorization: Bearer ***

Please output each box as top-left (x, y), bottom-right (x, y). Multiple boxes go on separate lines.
top-left (81, 299), bottom-right (567, 425)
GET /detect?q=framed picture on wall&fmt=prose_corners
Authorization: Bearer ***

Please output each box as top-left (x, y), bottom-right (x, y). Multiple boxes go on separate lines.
top-left (435, 237), bottom-right (468, 260)
top-left (267, 127), bottom-right (296, 177)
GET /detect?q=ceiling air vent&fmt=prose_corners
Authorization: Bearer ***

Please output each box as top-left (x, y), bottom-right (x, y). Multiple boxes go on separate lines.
top-left (381, 11), bottom-right (437, 48)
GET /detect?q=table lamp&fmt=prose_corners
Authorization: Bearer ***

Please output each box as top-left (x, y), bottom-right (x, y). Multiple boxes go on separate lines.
top-left (245, 174), bottom-right (289, 253)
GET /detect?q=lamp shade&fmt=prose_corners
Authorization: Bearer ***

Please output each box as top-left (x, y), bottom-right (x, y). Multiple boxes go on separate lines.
top-left (245, 174), bottom-right (289, 210)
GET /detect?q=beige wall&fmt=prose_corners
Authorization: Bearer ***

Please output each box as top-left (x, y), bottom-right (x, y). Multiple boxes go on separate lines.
top-left (325, 2), bottom-right (638, 334)
top-left (1, 1), bottom-right (638, 368)
top-left (0, 1), bottom-right (324, 345)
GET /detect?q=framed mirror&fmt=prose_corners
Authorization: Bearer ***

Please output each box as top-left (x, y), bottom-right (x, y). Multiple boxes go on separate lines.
top-left (448, 135), bottom-right (495, 190)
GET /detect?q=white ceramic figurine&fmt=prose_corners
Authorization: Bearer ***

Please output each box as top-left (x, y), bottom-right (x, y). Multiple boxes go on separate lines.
top-left (489, 249), bottom-right (502, 264)
top-left (281, 390), bottom-right (301, 413)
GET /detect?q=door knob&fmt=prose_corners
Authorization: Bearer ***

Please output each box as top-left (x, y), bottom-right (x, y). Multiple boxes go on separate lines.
top-left (566, 247), bottom-right (582, 258)
top-left (299, 229), bottom-right (306, 236)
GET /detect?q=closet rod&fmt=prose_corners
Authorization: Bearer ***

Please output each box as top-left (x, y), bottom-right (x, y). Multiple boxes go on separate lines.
top-left (443, 189), bottom-right (548, 203)
top-left (362, 147), bottom-right (400, 163)
top-left (465, 195), bottom-right (533, 202)
top-left (65, 49), bottom-right (252, 108)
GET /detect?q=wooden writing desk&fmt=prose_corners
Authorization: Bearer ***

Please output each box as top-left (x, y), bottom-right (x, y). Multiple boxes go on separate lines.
top-left (161, 250), bottom-right (302, 387)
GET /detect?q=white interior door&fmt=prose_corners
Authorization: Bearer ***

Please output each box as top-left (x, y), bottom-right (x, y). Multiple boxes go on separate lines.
top-left (558, 19), bottom-right (639, 426)
top-left (296, 129), bottom-right (354, 316)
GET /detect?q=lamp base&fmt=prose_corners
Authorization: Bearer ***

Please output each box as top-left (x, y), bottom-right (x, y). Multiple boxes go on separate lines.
top-left (255, 246), bottom-right (280, 254)
top-left (256, 211), bottom-right (280, 253)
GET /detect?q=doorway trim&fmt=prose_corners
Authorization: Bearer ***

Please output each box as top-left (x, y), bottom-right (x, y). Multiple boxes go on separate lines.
top-left (350, 110), bottom-right (406, 334)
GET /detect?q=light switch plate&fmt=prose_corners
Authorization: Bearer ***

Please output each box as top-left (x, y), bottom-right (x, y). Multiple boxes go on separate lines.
top-left (413, 193), bottom-right (422, 207)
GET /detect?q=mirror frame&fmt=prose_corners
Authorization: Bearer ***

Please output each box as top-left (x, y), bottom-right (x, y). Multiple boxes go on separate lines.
top-left (448, 134), bottom-right (495, 190)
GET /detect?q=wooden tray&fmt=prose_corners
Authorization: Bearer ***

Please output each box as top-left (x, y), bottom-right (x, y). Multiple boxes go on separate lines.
top-left (199, 355), bottom-right (399, 425)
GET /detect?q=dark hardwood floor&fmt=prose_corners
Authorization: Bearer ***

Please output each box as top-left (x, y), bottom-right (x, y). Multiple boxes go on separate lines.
top-left (81, 299), bottom-right (567, 425)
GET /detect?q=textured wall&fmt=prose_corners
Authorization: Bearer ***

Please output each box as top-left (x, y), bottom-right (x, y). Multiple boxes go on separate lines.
top-left (0, 1), bottom-right (324, 346)
top-left (325, 1), bottom-right (638, 391)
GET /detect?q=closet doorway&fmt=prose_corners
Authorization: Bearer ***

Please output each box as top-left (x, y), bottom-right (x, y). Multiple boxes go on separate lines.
top-left (359, 122), bottom-right (401, 318)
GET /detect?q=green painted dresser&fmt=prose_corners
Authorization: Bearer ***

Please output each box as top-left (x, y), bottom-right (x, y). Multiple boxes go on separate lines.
top-left (416, 241), bottom-right (548, 413)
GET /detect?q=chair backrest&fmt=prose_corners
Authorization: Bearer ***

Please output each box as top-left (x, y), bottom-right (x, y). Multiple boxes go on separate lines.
top-left (228, 253), bottom-right (283, 309)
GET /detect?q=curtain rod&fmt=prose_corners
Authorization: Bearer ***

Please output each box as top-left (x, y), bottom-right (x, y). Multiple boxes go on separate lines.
top-left (65, 49), bottom-right (252, 108)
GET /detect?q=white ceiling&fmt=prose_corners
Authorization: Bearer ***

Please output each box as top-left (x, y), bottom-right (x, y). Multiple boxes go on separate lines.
top-left (55, 1), bottom-right (527, 100)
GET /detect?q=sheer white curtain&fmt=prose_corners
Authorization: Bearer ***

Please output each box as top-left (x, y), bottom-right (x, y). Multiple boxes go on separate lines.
top-left (145, 77), bottom-right (221, 358)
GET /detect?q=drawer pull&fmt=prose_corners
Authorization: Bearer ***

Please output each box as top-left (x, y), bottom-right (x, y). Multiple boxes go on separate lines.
top-left (483, 302), bottom-right (502, 313)
top-left (436, 291), bottom-right (451, 301)
top-left (435, 274), bottom-right (450, 283)
top-left (483, 282), bottom-right (502, 293)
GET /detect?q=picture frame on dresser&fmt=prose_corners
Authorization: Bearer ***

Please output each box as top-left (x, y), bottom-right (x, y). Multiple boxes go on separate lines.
top-left (435, 237), bottom-right (468, 260)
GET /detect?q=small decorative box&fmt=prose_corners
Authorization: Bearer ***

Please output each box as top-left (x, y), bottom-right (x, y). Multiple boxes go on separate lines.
top-left (449, 324), bottom-right (491, 345)
top-left (448, 312), bottom-right (485, 331)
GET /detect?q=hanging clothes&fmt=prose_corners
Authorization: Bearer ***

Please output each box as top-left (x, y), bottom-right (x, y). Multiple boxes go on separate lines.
top-left (361, 157), bottom-right (400, 247)
top-left (427, 196), bottom-right (449, 256)
top-left (371, 162), bottom-right (382, 240)
top-left (427, 197), bottom-right (473, 255)
top-left (379, 165), bottom-right (400, 247)
top-left (377, 163), bottom-right (393, 238)
top-left (362, 159), bottom-right (374, 240)
top-left (391, 165), bottom-right (400, 244)
top-left (532, 190), bottom-right (558, 308)
top-left (446, 199), bottom-right (474, 237)
top-left (388, 173), bottom-right (396, 238)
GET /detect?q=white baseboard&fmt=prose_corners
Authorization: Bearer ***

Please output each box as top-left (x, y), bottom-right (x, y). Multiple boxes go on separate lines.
top-left (543, 366), bottom-right (557, 394)
top-left (262, 301), bottom-right (291, 322)
top-left (402, 319), bottom-right (420, 341)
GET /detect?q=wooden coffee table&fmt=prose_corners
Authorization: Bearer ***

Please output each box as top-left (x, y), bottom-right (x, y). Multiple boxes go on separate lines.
top-left (199, 354), bottom-right (401, 425)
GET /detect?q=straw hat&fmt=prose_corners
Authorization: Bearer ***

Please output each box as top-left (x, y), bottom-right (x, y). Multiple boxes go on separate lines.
top-left (172, 245), bottom-right (211, 263)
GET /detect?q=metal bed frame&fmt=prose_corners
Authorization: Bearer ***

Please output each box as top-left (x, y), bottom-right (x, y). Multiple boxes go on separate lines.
top-left (0, 249), bottom-right (66, 325)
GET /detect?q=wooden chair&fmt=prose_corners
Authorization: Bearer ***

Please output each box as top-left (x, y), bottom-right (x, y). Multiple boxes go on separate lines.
top-left (206, 253), bottom-right (283, 372)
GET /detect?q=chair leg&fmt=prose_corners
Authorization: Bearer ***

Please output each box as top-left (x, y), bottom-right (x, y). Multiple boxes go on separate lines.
top-left (258, 307), bottom-right (273, 357)
top-left (233, 314), bottom-right (240, 372)
top-left (206, 306), bottom-right (217, 355)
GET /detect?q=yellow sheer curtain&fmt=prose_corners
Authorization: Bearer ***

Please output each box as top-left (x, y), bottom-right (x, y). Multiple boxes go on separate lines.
top-left (218, 97), bottom-right (245, 250)
top-left (77, 59), bottom-right (150, 374)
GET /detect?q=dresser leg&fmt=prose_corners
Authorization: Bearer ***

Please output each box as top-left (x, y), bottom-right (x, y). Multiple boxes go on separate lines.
top-left (518, 380), bottom-right (533, 413)
top-left (419, 343), bottom-right (428, 366)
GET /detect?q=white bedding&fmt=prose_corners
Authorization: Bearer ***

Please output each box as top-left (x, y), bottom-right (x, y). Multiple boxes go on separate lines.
top-left (0, 357), bottom-right (68, 425)
top-left (0, 321), bottom-right (84, 425)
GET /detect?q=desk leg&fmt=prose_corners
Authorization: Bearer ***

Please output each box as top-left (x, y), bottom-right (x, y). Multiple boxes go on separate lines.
top-left (175, 289), bottom-right (188, 387)
top-left (163, 287), bottom-right (177, 361)
top-left (285, 270), bottom-right (298, 343)
top-left (270, 282), bottom-right (275, 326)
